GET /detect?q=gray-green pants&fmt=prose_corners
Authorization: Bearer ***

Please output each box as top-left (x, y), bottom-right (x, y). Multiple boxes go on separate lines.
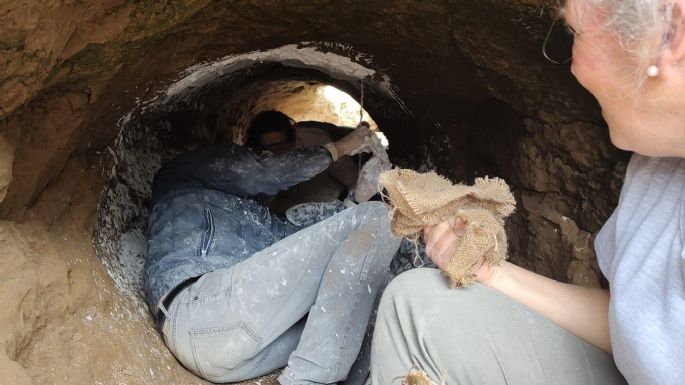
top-left (370, 268), bottom-right (627, 385)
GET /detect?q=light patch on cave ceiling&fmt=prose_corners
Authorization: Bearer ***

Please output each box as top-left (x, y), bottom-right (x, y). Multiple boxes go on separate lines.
top-left (319, 85), bottom-right (388, 147)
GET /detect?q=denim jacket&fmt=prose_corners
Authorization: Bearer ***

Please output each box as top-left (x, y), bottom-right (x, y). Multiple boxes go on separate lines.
top-left (144, 143), bottom-right (334, 313)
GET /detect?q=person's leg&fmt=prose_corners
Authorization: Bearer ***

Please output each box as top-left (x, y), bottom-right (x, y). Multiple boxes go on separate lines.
top-left (340, 271), bottom-right (393, 385)
top-left (276, 202), bottom-right (401, 385)
top-left (370, 268), bottom-right (627, 385)
top-left (166, 202), bottom-right (400, 383)
top-left (164, 283), bottom-right (307, 382)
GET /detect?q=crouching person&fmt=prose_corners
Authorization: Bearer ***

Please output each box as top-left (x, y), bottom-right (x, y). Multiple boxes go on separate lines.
top-left (144, 111), bottom-right (401, 384)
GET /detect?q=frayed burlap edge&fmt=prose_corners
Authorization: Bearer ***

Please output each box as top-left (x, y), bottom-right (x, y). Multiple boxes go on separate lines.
top-left (379, 169), bottom-right (515, 287)
top-left (401, 368), bottom-right (444, 385)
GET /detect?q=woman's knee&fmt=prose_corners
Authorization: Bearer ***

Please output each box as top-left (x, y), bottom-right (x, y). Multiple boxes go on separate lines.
top-left (378, 268), bottom-right (495, 327)
top-left (373, 270), bottom-right (504, 382)
top-left (384, 268), bottom-right (444, 298)
top-left (377, 269), bottom-right (442, 321)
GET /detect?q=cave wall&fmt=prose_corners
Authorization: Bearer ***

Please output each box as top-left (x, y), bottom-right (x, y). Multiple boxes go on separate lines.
top-left (0, 1), bottom-right (628, 383)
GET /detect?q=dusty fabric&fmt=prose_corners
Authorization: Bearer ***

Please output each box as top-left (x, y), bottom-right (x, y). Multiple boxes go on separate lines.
top-left (378, 169), bottom-right (515, 287)
top-left (402, 369), bottom-right (440, 385)
top-left (163, 202), bottom-right (400, 384)
top-left (353, 133), bottom-right (392, 203)
top-left (285, 201), bottom-right (348, 227)
top-left (369, 269), bottom-right (627, 385)
top-left (594, 154), bottom-right (685, 385)
top-left (146, 143), bottom-right (334, 311)
top-left (268, 124), bottom-right (358, 214)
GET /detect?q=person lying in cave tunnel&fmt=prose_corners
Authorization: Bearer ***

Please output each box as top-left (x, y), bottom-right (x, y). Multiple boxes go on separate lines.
top-left (370, 0), bottom-right (685, 385)
top-left (144, 109), bottom-right (401, 385)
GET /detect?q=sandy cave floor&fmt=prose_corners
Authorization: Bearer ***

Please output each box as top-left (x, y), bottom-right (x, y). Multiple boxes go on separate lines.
top-left (0, 158), bottom-right (217, 385)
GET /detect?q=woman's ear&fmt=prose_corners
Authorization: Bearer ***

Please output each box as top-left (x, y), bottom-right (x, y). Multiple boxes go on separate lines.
top-left (660, 0), bottom-right (685, 70)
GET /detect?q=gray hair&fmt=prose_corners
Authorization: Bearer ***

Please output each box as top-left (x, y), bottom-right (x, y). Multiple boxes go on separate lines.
top-left (567, 0), bottom-right (676, 81)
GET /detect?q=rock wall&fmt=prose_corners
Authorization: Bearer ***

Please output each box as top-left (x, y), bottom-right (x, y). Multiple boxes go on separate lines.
top-left (0, 1), bottom-right (628, 384)
top-left (0, 158), bottom-right (209, 384)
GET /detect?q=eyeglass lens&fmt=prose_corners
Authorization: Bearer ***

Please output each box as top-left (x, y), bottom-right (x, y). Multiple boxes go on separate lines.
top-left (543, 18), bottom-right (574, 64)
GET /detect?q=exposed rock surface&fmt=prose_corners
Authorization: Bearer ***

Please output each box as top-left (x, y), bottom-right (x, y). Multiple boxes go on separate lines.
top-left (0, 1), bottom-right (627, 384)
top-left (0, 135), bottom-right (12, 203)
top-left (0, 158), bottom-right (209, 384)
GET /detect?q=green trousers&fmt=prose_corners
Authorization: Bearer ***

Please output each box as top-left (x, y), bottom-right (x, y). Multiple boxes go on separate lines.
top-left (370, 268), bottom-right (627, 385)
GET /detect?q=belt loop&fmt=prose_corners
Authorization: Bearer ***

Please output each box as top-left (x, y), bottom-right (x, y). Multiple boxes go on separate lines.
top-left (156, 302), bottom-right (171, 333)
top-left (159, 302), bottom-right (171, 320)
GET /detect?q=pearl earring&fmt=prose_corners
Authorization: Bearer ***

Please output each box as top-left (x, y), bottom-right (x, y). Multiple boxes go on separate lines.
top-left (647, 65), bottom-right (659, 77)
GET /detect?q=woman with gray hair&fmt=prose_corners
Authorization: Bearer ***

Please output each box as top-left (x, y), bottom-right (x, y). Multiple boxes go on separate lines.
top-left (370, 1), bottom-right (685, 384)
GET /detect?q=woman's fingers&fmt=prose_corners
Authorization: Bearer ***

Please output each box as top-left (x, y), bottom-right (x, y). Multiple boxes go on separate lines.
top-left (424, 222), bottom-right (450, 254)
top-left (423, 217), bottom-right (499, 283)
top-left (450, 217), bottom-right (466, 231)
top-left (423, 219), bottom-right (464, 269)
top-left (434, 232), bottom-right (458, 258)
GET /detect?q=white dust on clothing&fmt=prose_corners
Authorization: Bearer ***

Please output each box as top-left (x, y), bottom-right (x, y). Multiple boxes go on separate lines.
top-left (353, 133), bottom-right (392, 203)
top-left (95, 41), bottom-right (410, 319)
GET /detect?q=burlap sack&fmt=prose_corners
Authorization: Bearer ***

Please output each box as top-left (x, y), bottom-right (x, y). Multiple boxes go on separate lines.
top-left (379, 169), bottom-right (515, 287)
top-left (402, 369), bottom-right (442, 385)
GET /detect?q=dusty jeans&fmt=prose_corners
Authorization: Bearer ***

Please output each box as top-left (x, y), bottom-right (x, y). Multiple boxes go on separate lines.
top-left (370, 268), bottom-right (628, 385)
top-left (162, 202), bottom-right (401, 384)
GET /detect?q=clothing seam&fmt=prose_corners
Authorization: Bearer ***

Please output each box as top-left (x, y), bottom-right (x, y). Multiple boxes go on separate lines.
top-left (189, 321), bottom-right (262, 340)
top-left (244, 344), bottom-right (273, 378)
top-left (336, 231), bottom-right (378, 380)
top-left (170, 295), bottom-right (182, 359)
top-left (198, 207), bottom-right (215, 257)
top-left (190, 328), bottom-right (208, 379)
top-left (190, 321), bottom-right (263, 379)
top-left (191, 287), bottom-right (232, 304)
top-left (207, 208), bottom-right (215, 254)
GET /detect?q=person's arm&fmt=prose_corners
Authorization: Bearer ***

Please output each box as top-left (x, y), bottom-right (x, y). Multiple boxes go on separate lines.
top-left (423, 220), bottom-right (612, 353)
top-left (153, 128), bottom-right (371, 200)
top-left (213, 145), bottom-right (333, 197)
top-left (152, 144), bottom-right (333, 200)
top-left (486, 261), bottom-right (611, 352)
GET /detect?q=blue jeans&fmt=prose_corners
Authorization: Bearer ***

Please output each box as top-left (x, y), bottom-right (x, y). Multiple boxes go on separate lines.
top-left (162, 202), bottom-right (401, 384)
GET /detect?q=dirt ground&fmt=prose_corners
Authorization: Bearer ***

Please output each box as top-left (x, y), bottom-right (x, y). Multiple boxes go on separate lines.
top-left (0, 158), bottom-right (220, 385)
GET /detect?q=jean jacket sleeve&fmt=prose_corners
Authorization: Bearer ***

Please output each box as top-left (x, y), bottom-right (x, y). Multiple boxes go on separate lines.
top-left (152, 143), bottom-right (334, 202)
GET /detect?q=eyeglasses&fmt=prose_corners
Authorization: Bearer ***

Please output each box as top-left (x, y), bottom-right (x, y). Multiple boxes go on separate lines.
top-left (542, 17), bottom-right (577, 64)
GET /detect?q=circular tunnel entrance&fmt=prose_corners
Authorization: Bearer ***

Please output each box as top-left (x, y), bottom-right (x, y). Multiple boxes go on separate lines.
top-left (94, 46), bottom-right (413, 311)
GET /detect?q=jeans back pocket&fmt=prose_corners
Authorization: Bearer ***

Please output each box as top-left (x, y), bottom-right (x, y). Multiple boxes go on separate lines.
top-left (189, 322), bottom-right (262, 381)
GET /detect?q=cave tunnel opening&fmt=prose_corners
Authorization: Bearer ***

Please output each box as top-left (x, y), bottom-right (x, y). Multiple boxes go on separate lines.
top-left (92, 46), bottom-right (531, 318)
top-left (93, 51), bottom-right (421, 312)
